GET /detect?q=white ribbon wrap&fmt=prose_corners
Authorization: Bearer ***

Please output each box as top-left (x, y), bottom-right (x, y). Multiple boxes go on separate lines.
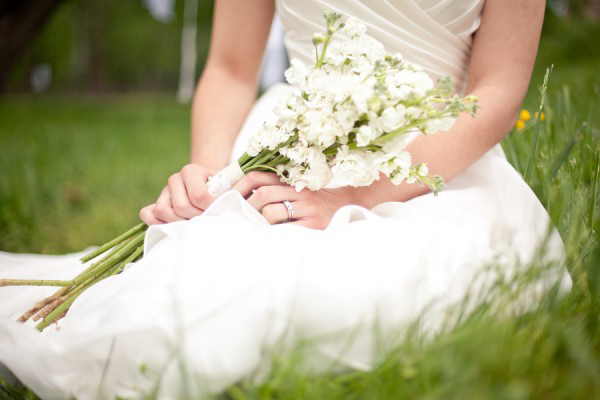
top-left (206, 162), bottom-right (245, 197)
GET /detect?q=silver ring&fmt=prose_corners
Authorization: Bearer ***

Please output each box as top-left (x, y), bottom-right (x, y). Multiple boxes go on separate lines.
top-left (282, 200), bottom-right (294, 220)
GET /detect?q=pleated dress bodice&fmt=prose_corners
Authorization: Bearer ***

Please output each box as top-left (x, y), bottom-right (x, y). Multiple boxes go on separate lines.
top-left (276, 0), bottom-right (485, 91)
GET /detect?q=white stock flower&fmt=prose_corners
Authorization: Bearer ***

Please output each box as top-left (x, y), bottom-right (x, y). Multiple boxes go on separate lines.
top-left (331, 146), bottom-right (379, 187)
top-left (352, 58), bottom-right (375, 78)
top-left (386, 69), bottom-right (434, 99)
top-left (411, 70), bottom-right (434, 97)
top-left (356, 125), bottom-right (376, 146)
top-left (299, 108), bottom-right (339, 148)
top-left (340, 17), bottom-right (367, 38)
top-left (391, 168), bottom-right (411, 185)
top-left (377, 106), bottom-right (406, 132)
top-left (350, 77), bottom-right (375, 113)
top-left (417, 163), bottom-right (428, 177)
top-left (342, 35), bottom-right (385, 64)
top-left (422, 116), bottom-right (456, 134)
top-left (385, 75), bottom-right (412, 101)
top-left (279, 141), bottom-right (309, 164)
top-left (246, 137), bottom-right (262, 157)
top-left (406, 106), bottom-right (424, 120)
top-left (246, 123), bottom-right (271, 156)
top-left (380, 131), bottom-right (409, 153)
top-left (287, 161), bottom-right (332, 191)
top-left (323, 40), bottom-right (347, 66)
top-left (285, 59), bottom-right (308, 86)
top-left (334, 107), bottom-right (358, 135)
top-left (257, 124), bottom-right (292, 150)
top-left (375, 151), bottom-right (411, 176)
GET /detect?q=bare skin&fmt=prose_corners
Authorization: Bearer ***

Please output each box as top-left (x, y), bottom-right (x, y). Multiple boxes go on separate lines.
top-left (140, 0), bottom-right (546, 229)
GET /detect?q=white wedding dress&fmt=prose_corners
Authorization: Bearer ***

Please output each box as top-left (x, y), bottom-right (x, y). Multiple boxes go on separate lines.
top-left (0, 1), bottom-right (572, 399)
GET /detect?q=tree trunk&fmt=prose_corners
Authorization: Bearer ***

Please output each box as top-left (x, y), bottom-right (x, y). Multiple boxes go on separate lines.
top-left (0, 0), bottom-right (67, 92)
top-left (176, 0), bottom-right (198, 103)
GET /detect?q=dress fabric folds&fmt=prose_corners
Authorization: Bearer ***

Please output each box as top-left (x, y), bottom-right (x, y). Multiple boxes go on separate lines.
top-left (0, 1), bottom-right (571, 399)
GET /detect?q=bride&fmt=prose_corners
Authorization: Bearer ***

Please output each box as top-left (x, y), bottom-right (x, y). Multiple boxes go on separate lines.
top-left (0, 0), bottom-right (571, 399)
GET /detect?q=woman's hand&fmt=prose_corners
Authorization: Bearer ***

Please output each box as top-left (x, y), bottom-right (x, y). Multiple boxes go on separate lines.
top-left (139, 164), bottom-right (217, 225)
top-left (233, 171), bottom-right (357, 229)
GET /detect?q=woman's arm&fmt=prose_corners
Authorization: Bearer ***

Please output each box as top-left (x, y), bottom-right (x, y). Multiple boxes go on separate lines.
top-left (233, 0), bottom-right (546, 229)
top-left (140, 0), bottom-right (274, 225)
top-left (190, 0), bottom-right (275, 169)
top-left (348, 0), bottom-right (546, 208)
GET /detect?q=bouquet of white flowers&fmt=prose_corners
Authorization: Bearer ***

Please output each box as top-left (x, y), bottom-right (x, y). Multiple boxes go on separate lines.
top-left (1, 12), bottom-right (478, 330)
top-left (208, 12), bottom-right (478, 196)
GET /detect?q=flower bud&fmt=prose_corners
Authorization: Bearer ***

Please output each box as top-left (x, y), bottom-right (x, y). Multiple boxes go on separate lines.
top-left (313, 32), bottom-right (325, 45)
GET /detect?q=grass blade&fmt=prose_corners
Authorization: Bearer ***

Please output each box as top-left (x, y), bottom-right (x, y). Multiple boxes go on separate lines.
top-left (525, 66), bottom-right (552, 182)
top-left (551, 123), bottom-right (587, 179)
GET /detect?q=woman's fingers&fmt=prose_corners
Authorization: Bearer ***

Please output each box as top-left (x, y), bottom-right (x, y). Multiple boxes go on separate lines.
top-left (247, 185), bottom-right (301, 211)
top-left (261, 200), bottom-right (312, 224)
top-left (153, 187), bottom-right (186, 223)
top-left (232, 171), bottom-right (284, 198)
top-left (138, 163), bottom-right (219, 225)
top-left (139, 204), bottom-right (165, 226)
top-left (167, 173), bottom-right (203, 219)
top-left (180, 164), bottom-right (215, 210)
top-left (237, 175), bottom-right (324, 226)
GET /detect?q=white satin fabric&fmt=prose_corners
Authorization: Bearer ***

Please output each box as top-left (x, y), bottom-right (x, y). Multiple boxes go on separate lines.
top-left (0, 1), bottom-right (571, 399)
top-left (278, 0), bottom-right (484, 89)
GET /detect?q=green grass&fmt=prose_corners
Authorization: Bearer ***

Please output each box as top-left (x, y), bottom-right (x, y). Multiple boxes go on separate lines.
top-left (1, 12), bottom-right (599, 400)
top-left (0, 94), bottom-right (189, 253)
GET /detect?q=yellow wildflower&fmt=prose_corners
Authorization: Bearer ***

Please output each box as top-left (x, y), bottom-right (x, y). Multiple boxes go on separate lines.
top-left (515, 119), bottom-right (526, 130)
top-left (519, 109), bottom-right (531, 121)
top-left (535, 111), bottom-right (545, 121)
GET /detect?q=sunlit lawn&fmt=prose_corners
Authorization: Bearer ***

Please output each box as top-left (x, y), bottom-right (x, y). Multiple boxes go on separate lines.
top-left (0, 94), bottom-right (189, 253)
top-left (1, 12), bottom-right (599, 400)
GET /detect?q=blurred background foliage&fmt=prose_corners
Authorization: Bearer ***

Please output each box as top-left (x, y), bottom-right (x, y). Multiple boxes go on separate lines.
top-left (1, 0), bottom-right (597, 95)
top-left (4, 0), bottom-right (214, 93)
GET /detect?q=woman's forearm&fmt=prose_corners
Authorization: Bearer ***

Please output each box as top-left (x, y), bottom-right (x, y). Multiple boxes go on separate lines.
top-left (347, 84), bottom-right (522, 209)
top-left (190, 65), bottom-right (259, 170)
top-left (189, 0), bottom-right (274, 170)
top-left (348, 0), bottom-right (544, 209)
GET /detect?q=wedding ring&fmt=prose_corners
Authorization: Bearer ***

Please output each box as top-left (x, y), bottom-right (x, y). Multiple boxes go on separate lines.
top-left (282, 200), bottom-right (294, 221)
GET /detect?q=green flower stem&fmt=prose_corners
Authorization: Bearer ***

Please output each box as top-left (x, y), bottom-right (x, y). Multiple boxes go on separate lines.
top-left (240, 149), bottom-right (271, 170)
top-left (267, 154), bottom-right (288, 166)
top-left (316, 33), bottom-right (332, 68)
top-left (316, 13), bottom-right (340, 68)
top-left (323, 143), bottom-right (341, 156)
top-left (16, 228), bottom-right (147, 329)
top-left (80, 223), bottom-right (147, 263)
top-left (242, 150), bottom-right (274, 173)
top-left (71, 231), bottom-right (145, 287)
top-left (372, 121), bottom-right (421, 145)
top-left (241, 135), bottom-right (298, 174)
top-left (67, 240), bottom-right (143, 298)
top-left (348, 143), bottom-right (383, 152)
top-left (35, 282), bottom-right (90, 331)
top-left (66, 232), bottom-right (139, 288)
top-left (313, 42), bottom-right (320, 66)
top-left (6, 231), bottom-right (142, 293)
top-left (244, 164), bottom-right (279, 173)
top-left (32, 256), bottom-right (127, 323)
top-left (33, 245), bottom-right (143, 330)
top-left (114, 244), bottom-right (144, 275)
top-left (0, 279), bottom-right (73, 287)
top-left (18, 286), bottom-right (70, 322)
top-left (238, 152), bottom-right (253, 166)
